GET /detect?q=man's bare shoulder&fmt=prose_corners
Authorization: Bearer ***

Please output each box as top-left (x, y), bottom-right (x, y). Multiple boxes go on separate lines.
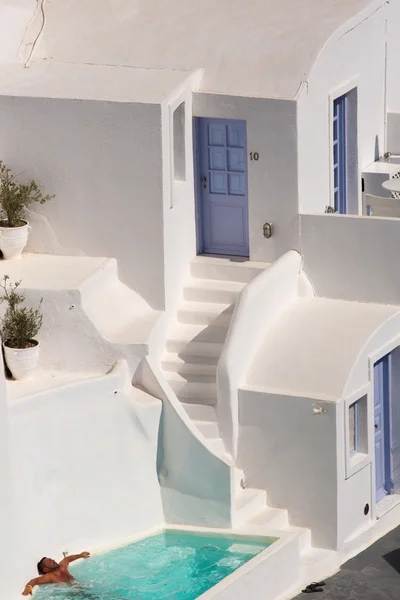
top-left (58, 561), bottom-right (73, 575)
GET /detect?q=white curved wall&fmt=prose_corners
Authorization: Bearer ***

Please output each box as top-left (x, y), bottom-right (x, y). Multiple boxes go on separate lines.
top-left (217, 251), bottom-right (307, 457)
top-left (237, 317), bottom-right (400, 550)
top-left (137, 358), bottom-right (233, 527)
top-left (8, 366), bottom-right (164, 596)
top-left (298, 4), bottom-right (386, 214)
top-left (344, 315), bottom-right (400, 398)
top-left (338, 323), bottom-right (400, 546)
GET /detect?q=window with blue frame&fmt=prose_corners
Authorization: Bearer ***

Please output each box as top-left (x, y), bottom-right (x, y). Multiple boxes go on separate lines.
top-left (333, 95), bottom-right (347, 215)
top-left (332, 88), bottom-right (359, 215)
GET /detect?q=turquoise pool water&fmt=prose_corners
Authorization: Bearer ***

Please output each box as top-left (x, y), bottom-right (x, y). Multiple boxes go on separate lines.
top-left (34, 532), bottom-right (273, 600)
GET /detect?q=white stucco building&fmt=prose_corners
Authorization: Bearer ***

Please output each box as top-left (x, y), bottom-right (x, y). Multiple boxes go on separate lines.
top-left (2, 1), bottom-right (400, 598)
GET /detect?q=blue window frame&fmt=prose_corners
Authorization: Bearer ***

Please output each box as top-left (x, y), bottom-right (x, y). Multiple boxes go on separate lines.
top-left (333, 95), bottom-right (347, 214)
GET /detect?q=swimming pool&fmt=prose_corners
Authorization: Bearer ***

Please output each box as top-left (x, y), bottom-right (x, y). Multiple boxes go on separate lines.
top-left (34, 531), bottom-right (274, 600)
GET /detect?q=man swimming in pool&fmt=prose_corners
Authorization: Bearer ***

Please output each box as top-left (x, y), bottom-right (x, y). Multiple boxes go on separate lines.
top-left (22, 551), bottom-right (91, 595)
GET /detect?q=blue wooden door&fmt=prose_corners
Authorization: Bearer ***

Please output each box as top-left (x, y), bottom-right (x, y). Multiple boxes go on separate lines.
top-left (390, 348), bottom-right (400, 492)
top-left (197, 118), bottom-right (249, 256)
top-left (333, 95), bottom-right (347, 214)
top-left (374, 356), bottom-right (392, 502)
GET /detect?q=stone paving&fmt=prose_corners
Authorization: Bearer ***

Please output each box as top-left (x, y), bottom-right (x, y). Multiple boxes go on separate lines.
top-left (295, 525), bottom-right (400, 599)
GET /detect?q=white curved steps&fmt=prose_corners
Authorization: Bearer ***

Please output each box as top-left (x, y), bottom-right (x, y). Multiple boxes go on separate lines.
top-left (160, 257), bottom-right (333, 586)
top-left (161, 256), bottom-right (267, 462)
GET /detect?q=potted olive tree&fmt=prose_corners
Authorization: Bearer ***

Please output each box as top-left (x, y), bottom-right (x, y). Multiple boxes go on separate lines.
top-left (0, 275), bottom-right (43, 379)
top-left (0, 162), bottom-right (54, 259)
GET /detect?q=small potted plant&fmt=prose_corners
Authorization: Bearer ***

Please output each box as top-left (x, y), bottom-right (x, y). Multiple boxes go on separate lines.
top-left (0, 162), bottom-right (54, 259)
top-left (0, 275), bottom-right (43, 379)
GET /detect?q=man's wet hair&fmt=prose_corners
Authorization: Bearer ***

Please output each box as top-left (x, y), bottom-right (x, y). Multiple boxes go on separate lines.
top-left (37, 558), bottom-right (47, 575)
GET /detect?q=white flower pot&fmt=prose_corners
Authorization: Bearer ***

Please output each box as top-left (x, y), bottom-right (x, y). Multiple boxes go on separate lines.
top-left (3, 341), bottom-right (40, 380)
top-left (0, 220), bottom-right (31, 260)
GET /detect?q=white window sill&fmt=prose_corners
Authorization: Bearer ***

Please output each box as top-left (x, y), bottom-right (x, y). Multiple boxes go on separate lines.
top-left (347, 451), bottom-right (369, 479)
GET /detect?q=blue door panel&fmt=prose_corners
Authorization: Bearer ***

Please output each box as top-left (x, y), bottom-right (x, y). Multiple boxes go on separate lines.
top-left (197, 117), bottom-right (249, 256)
top-left (333, 95), bottom-right (347, 215)
top-left (210, 172), bottom-right (227, 194)
top-left (374, 356), bottom-right (392, 502)
top-left (390, 349), bottom-right (400, 491)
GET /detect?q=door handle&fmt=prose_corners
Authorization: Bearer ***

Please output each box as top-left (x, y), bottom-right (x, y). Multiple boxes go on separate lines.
top-left (201, 176), bottom-right (207, 189)
top-left (375, 423), bottom-right (378, 429)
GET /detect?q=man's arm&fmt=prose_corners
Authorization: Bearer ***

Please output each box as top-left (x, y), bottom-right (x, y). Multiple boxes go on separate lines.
top-left (60, 551), bottom-right (90, 566)
top-left (22, 574), bottom-right (54, 595)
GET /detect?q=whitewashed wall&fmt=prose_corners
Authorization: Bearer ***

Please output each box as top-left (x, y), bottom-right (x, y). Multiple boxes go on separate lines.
top-left (386, 113), bottom-right (400, 154)
top-left (238, 389), bottom-right (338, 549)
top-left (345, 318), bottom-right (400, 398)
top-left (0, 284), bottom-right (154, 376)
top-left (162, 85), bottom-right (197, 316)
top-left (0, 355), bottom-right (17, 598)
top-left (297, 5), bottom-right (386, 214)
top-left (138, 358), bottom-right (233, 528)
top-left (0, 1), bottom-right (36, 63)
top-left (0, 96), bottom-right (166, 309)
top-left (338, 329), bottom-right (400, 543)
top-left (386, 0), bottom-right (400, 159)
top-left (300, 214), bottom-right (400, 304)
top-left (238, 388), bottom-right (377, 550)
top-left (337, 462), bottom-right (372, 546)
top-left (193, 94), bottom-right (299, 263)
top-left (217, 251), bottom-right (305, 457)
top-left (8, 368), bottom-right (164, 596)
top-left (334, 392), bottom-right (373, 548)
top-left (386, 0), bottom-right (400, 113)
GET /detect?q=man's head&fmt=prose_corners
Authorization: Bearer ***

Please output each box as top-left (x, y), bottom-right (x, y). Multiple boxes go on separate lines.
top-left (37, 557), bottom-right (59, 574)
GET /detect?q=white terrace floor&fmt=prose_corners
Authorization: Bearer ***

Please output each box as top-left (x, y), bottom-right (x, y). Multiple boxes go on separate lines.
top-left (246, 296), bottom-right (400, 401)
top-left (7, 370), bottom-right (102, 401)
top-left (1, 253), bottom-right (159, 400)
top-left (0, 253), bottom-right (108, 288)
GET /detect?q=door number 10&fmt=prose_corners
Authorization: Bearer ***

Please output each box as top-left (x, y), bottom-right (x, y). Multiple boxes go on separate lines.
top-left (250, 152), bottom-right (260, 161)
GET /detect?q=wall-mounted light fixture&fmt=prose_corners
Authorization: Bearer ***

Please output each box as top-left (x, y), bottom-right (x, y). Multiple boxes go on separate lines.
top-left (312, 404), bottom-right (327, 416)
top-left (263, 222), bottom-right (272, 238)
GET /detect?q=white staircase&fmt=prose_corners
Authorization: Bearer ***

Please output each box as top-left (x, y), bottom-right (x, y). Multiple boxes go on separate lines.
top-left (161, 255), bottom-right (267, 457)
top-left (235, 488), bottom-right (338, 593)
top-left (160, 256), bottom-right (338, 588)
